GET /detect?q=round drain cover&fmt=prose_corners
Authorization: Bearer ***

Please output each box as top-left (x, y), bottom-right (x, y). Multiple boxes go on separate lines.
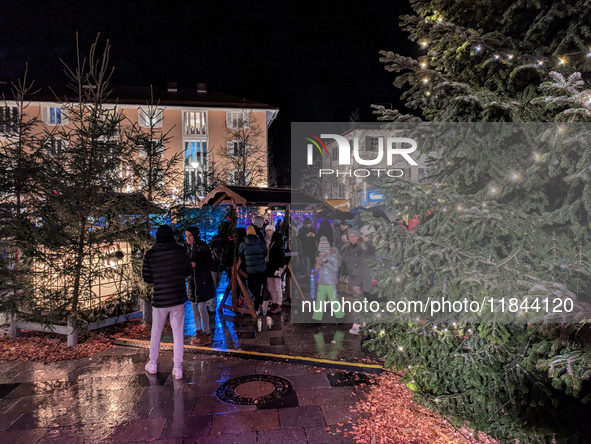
top-left (217, 374), bottom-right (292, 405)
top-left (234, 381), bottom-right (276, 397)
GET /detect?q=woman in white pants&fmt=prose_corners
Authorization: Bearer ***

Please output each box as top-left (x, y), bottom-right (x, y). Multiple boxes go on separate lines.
top-left (142, 225), bottom-right (192, 379)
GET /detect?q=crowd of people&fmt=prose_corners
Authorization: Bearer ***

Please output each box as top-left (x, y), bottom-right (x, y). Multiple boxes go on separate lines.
top-left (297, 218), bottom-right (377, 334)
top-left (140, 213), bottom-right (387, 378)
top-left (140, 216), bottom-right (288, 378)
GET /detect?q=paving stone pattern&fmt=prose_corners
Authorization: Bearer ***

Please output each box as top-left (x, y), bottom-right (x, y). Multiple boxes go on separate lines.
top-left (0, 347), bottom-right (366, 443)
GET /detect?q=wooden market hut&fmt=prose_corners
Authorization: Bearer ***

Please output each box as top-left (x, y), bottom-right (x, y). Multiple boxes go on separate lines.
top-left (198, 185), bottom-right (331, 318)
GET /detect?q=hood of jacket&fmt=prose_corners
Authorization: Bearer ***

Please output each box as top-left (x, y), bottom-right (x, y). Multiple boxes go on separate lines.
top-left (244, 234), bottom-right (262, 245)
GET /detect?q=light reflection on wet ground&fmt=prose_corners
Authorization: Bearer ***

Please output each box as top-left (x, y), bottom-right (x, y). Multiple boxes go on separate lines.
top-left (0, 348), bottom-right (364, 443)
top-left (0, 274), bottom-right (379, 442)
top-left (167, 274), bottom-right (375, 364)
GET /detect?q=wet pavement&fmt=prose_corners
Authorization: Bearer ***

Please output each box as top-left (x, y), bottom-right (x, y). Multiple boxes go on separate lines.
top-left (0, 345), bottom-right (371, 443)
top-left (159, 274), bottom-right (379, 364)
top-left (166, 305), bottom-right (375, 364)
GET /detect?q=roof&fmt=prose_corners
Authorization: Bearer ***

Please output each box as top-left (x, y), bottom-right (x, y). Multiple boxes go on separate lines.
top-left (198, 185), bottom-right (332, 210)
top-left (0, 83), bottom-right (278, 110)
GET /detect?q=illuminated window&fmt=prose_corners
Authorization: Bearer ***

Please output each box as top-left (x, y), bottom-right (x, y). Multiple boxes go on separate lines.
top-left (184, 111), bottom-right (207, 135)
top-left (185, 141), bottom-right (207, 166)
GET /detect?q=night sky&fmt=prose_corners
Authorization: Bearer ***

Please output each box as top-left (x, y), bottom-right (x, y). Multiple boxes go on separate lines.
top-left (0, 0), bottom-right (415, 183)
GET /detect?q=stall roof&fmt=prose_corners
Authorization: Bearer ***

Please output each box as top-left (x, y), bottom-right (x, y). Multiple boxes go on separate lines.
top-left (198, 185), bottom-right (332, 210)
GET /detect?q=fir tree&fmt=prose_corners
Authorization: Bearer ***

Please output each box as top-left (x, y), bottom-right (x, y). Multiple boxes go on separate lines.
top-left (366, 1), bottom-right (591, 442)
top-left (0, 68), bottom-right (41, 314)
top-left (17, 36), bottom-right (141, 332)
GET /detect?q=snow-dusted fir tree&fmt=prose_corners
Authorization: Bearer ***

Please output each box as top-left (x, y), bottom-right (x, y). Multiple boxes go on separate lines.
top-left (365, 1), bottom-right (591, 442)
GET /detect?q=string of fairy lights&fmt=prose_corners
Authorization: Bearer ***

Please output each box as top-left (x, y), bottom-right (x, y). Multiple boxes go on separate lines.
top-left (415, 11), bottom-right (591, 99)
top-left (370, 9), bottom-right (589, 442)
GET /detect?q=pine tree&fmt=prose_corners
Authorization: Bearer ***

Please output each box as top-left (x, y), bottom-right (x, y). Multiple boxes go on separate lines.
top-left (125, 90), bottom-right (182, 233)
top-left (366, 1), bottom-right (591, 442)
top-left (16, 36), bottom-right (142, 332)
top-left (0, 68), bottom-right (41, 315)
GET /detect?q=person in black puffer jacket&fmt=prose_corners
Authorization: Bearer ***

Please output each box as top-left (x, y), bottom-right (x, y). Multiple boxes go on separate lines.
top-left (238, 225), bottom-right (267, 312)
top-left (142, 225), bottom-right (192, 379)
top-left (185, 226), bottom-right (215, 346)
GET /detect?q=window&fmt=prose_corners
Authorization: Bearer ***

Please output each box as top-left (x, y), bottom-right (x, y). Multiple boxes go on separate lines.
top-left (0, 106), bottom-right (18, 133)
top-left (185, 141), bottom-right (207, 167)
top-left (418, 167), bottom-right (430, 178)
top-left (228, 169), bottom-right (250, 185)
top-left (138, 108), bottom-right (163, 128)
top-left (332, 146), bottom-right (338, 158)
top-left (226, 140), bottom-right (249, 157)
top-left (184, 168), bottom-right (204, 191)
top-left (226, 111), bottom-right (249, 129)
top-left (45, 137), bottom-right (68, 158)
top-left (184, 111), bottom-right (207, 135)
top-left (366, 136), bottom-right (380, 151)
top-left (42, 106), bottom-right (68, 125)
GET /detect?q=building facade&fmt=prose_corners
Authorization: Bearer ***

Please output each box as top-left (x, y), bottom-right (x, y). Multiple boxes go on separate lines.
top-left (0, 83), bottom-right (279, 200)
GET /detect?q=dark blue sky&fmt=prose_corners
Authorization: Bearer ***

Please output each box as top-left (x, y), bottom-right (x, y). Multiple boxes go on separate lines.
top-left (0, 0), bottom-right (415, 183)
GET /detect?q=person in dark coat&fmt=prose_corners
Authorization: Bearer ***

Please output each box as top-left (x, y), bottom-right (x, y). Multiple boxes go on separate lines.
top-left (236, 226), bottom-right (248, 274)
top-left (185, 226), bottom-right (215, 346)
top-left (142, 225), bottom-right (192, 379)
top-left (238, 225), bottom-right (267, 312)
top-left (340, 226), bottom-right (376, 335)
top-left (265, 227), bottom-right (285, 313)
top-left (298, 218), bottom-right (317, 276)
top-left (333, 220), bottom-right (350, 251)
top-left (209, 221), bottom-right (233, 288)
top-left (251, 215), bottom-right (265, 241)
top-left (317, 219), bottom-right (334, 246)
